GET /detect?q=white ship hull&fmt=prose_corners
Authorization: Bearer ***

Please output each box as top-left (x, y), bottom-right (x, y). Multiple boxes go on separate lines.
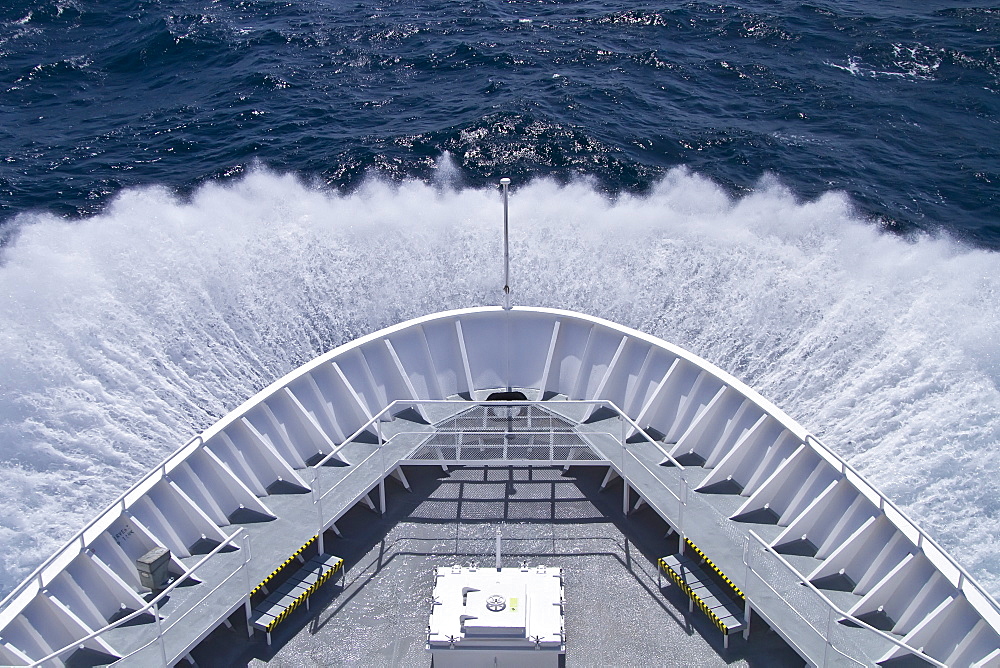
top-left (0, 307), bottom-right (997, 666)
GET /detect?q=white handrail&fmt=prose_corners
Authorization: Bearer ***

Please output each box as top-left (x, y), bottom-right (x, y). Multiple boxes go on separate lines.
top-left (313, 399), bottom-right (685, 470)
top-left (618, 446), bottom-right (683, 506)
top-left (400, 430), bottom-right (626, 440)
top-left (0, 435), bottom-right (204, 617)
top-left (112, 532), bottom-right (253, 666)
top-left (318, 446), bottom-right (382, 504)
top-left (27, 527), bottom-right (246, 667)
top-left (742, 556), bottom-right (865, 667)
top-left (8, 395), bottom-right (994, 668)
top-left (805, 434), bottom-right (1000, 622)
top-left (745, 530), bottom-right (947, 668)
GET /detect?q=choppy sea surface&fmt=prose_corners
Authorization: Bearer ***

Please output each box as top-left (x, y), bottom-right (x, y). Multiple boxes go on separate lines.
top-left (0, 0), bottom-right (998, 600)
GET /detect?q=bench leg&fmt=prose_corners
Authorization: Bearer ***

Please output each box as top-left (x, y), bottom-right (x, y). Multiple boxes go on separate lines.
top-left (266, 631), bottom-right (272, 647)
top-left (724, 633), bottom-right (729, 650)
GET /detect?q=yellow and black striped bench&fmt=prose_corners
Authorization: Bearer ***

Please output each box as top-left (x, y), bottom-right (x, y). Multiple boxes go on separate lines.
top-left (250, 535), bottom-right (318, 598)
top-left (659, 554), bottom-right (745, 649)
top-left (684, 538), bottom-right (744, 600)
top-left (250, 553), bottom-right (344, 645)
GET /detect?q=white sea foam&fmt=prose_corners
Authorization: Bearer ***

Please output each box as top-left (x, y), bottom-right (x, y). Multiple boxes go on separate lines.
top-left (1, 166), bottom-right (998, 600)
top-left (826, 43), bottom-right (945, 81)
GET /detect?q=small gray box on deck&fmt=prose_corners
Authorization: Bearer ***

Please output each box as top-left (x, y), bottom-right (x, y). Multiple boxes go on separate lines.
top-left (136, 547), bottom-right (171, 590)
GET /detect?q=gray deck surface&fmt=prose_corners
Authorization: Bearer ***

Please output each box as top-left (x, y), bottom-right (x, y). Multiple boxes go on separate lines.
top-left (92, 398), bottom-right (906, 667)
top-left (579, 414), bottom-right (899, 667)
top-left (188, 465), bottom-right (803, 667)
top-left (103, 419), bottom-right (435, 665)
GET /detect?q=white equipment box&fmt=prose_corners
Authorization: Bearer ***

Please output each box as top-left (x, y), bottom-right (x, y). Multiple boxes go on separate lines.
top-left (427, 564), bottom-right (565, 668)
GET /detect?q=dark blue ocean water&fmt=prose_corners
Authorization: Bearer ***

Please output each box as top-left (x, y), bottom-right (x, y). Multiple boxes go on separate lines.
top-left (1, 0), bottom-right (998, 244)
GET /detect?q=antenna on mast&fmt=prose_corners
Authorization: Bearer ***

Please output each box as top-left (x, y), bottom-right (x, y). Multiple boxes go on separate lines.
top-left (500, 178), bottom-right (511, 310)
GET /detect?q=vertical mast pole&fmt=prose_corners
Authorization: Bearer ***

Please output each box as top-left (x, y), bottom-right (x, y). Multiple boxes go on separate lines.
top-left (501, 178), bottom-right (511, 310)
top-left (500, 178), bottom-right (512, 392)
top-left (495, 526), bottom-right (502, 571)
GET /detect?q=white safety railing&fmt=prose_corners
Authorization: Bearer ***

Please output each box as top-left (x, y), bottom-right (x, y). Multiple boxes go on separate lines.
top-left (311, 399), bottom-right (684, 469)
top-left (26, 528), bottom-right (248, 667)
top-left (628, 433), bottom-right (958, 666)
top-left (743, 530), bottom-right (946, 667)
top-left (0, 436), bottom-right (206, 621)
top-left (5, 396), bottom-right (997, 668)
top-left (806, 435), bottom-right (1000, 631)
top-left (651, 438), bottom-right (954, 666)
top-left (402, 430), bottom-right (611, 462)
top-left (305, 398), bottom-right (972, 668)
top-left (309, 399), bottom-right (686, 551)
top-left (112, 531), bottom-right (253, 666)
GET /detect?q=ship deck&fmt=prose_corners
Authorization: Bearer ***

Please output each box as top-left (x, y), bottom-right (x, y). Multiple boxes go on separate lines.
top-left (6, 307), bottom-right (995, 667)
top-left (189, 464), bottom-right (803, 667)
top-left (74, 400), bottom-right (918, 667)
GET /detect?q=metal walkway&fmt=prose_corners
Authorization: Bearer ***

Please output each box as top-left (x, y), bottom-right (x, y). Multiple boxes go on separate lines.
top-left (4, 398), bottom-right (979, 667)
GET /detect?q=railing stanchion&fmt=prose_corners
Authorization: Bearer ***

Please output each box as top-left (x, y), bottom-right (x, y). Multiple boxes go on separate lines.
top-left (243, 529), bottom-right (254, 639)
top-left (243, 531), bottom-right (252, 593)
top-left (379, 455), bottom-right (387, 516)
top-left (743, 534), bottom-right (752, 641)
top-left (378, 419), bottom-right (386, 515)
top-left (154, 597), bottom-right (167, 667)
top-left (618, 415), bottom-right (626, 518)
top-left (620, 419), bottom-right (627, 515)
top-left (679, 472), bottom-right (687, 539)
top-left (623, 475), bottom-right (630, 516)
top-left (313, 468), bottom-right (325, 554)
top-left (824, 603), bottom-right (835, 665)
top-left (619, 412), bottom-right (625, 452)
top-left (503, 420), bottom-right (509, 460)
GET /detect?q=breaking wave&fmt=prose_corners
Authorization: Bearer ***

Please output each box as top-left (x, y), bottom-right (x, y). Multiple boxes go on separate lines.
top-left (1, 166), bottom-right (999, 599)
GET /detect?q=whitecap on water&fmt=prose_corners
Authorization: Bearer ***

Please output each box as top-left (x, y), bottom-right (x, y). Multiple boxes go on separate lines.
top-left (0, 166), bottom-right (998, 598)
